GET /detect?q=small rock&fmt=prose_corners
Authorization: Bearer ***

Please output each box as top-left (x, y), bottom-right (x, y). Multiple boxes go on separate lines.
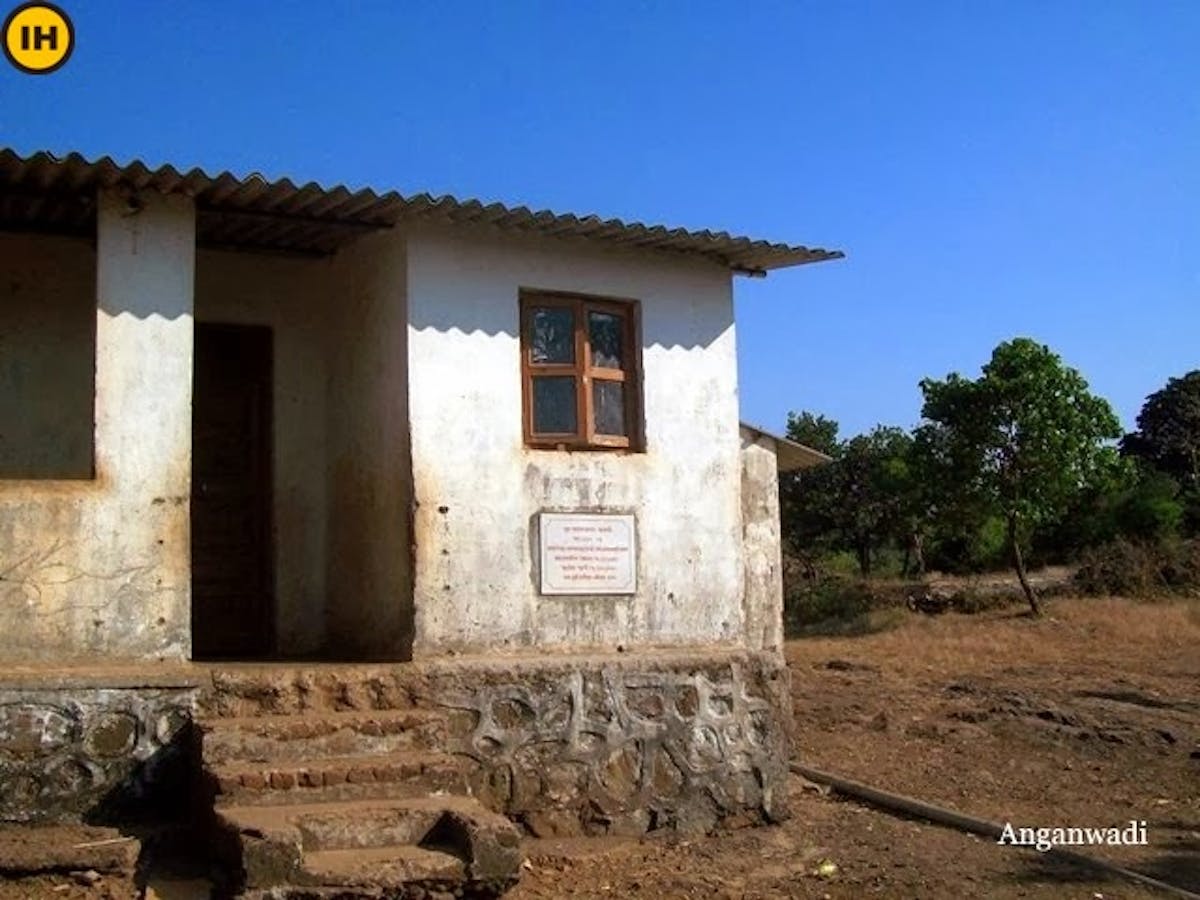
top-left (71, 870), bottom-right (102, 886)
top-left (813, 859), bottom-right (839, 879)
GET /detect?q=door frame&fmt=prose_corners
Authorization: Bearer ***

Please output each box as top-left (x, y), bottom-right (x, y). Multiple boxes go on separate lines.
top-left (190, 321), bottom-right (276, 659)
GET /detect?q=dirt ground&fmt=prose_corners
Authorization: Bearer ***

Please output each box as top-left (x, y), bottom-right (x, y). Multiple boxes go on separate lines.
top-left (0, 824), bottom-right (140, 900)
top-left (514, 596), bottom-right (1200, 899)
top-left (2, 597), bottom-right (1195, 898)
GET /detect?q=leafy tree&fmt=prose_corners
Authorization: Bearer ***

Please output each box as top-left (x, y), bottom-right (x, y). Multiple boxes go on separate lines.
top-left (780, 412), bottom-right (842, 572)
top-left (1121, 371), bottom-right (1200, 535)
top-left (1113, 471), bottom-right (1185, 541)
top-left (918, 338), bottom-right (1121, 614)
top-left (836, 426), bottom-right (913, 576)
top-left (785, 410), bottom-right (840, 457)
top-left (782, 414), bottom-right (919, 578)
top-left (1034, 446), bottom-right (1133, 561)
top-left (1121, 371), bottom-right (1200, 490)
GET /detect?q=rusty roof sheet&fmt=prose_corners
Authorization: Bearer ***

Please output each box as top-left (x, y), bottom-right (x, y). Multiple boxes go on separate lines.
top-left (0, 148), bottom-right (843, 272)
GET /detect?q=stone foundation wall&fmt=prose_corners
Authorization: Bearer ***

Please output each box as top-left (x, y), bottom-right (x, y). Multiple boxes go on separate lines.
top-left (2, 650), bottom-right (791, 834)
top-left (424, 651), bottom-right (792, 837)
top-left (0, 681), bottom-right (197, 823)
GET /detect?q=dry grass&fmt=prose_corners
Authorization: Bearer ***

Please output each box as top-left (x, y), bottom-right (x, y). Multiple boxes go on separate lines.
top-left (786, 594), bottom-right (1200, 678)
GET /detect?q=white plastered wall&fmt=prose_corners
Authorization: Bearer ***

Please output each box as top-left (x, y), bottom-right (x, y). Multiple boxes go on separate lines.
top-left (406, 226), bottom-right (745, 654)
top-left (0, 191), bottom-right (194, 661)
top-left (739, 428), bottom-right (785, 655)
top-left (324, 231), bottom-right (413, 659)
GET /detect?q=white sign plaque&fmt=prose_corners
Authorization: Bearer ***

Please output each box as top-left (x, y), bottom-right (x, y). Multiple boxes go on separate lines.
top-left (539, 512), bottom-right (637, 595)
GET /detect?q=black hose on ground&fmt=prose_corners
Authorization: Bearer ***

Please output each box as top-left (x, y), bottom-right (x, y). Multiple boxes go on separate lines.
top-left (790, 762), bottom-right (1200, 900)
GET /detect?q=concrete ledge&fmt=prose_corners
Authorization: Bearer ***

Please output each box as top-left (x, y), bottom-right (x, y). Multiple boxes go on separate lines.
top-left (0, 663), bottom-right (201, 691)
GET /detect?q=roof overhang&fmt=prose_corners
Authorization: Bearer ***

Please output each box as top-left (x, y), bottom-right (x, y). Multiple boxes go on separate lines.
top-left (0, 149), bottom-right (844, 271)
top-left (0, 150), bottom-right (844, 270)
top-left (740, 422), bottom-right (832, 472)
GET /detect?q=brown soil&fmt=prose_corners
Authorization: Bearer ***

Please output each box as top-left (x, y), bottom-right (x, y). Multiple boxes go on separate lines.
top-left (513, 597), bottom-right (1200, 898)
top-left (0, 824), bottom-right (139, 900)
top-left (2, 597), bottom-right (1196, 898)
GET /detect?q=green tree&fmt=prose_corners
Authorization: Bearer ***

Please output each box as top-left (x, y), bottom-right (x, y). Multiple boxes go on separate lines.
top-left (1121, 371), bottom-right (1200, 534)
top-left (836, 426), bottom-right (914, 576)
top-left (780, 412), bottom-right (842, 571)
top-left (785, 410), bottom-right (840, 457)
top-left (1121, 370), bottom-right (1200, 489)
top-left (918, 338), bottom-right (1121, 614)
top-left (781, 414), bottom-right (917, 577)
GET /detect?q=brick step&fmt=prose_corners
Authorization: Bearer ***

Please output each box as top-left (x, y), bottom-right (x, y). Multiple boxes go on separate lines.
top-left (200, 666), bottom-right (422, 718)
top-left (210, 751), bottom-right (470, 807)
top-left (199, 708), bottom-right (452, 765)
top-left (217, 796), bottom-right (522, 896)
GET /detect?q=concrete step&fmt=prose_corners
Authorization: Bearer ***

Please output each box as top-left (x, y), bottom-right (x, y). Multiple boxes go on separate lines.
top-left (210, 751), bottom-right (470, 807)
top-left (200, 708), bottom-right (452, 765)
top-left (302, 844), bottom-right (466, 885)
top-left (217, 795), bottom-right (522, 896)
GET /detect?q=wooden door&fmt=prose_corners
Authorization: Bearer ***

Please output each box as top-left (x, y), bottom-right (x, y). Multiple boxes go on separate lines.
top-left (191, 323), bottom-right (274, 659)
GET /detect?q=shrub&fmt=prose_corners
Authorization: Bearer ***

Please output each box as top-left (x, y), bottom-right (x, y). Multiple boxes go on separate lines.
top-left (1113, 474), bottom-right (1185, 542)
top-left (784, 576), bottom-right (876, 633)
top-left (1074, 537), bottom-right (1200, 598)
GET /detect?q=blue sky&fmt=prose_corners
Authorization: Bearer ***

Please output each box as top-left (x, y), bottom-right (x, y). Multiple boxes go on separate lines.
top-left (2, 0), bottom-right (1196, 438)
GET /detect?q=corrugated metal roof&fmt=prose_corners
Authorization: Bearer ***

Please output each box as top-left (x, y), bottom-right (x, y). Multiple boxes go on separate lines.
top-left (740, 421), bottom-right (832, 472)
top-left (0, 148), bottom-right (843, 272)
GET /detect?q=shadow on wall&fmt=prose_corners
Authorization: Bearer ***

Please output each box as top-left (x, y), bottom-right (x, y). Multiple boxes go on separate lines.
top-left (405, 229), bottom-right (734, 352)
top-left (1, 212), bottom-right (194, 481)
top-left (0, 233), bottom-right (96, 479)
top-left (0, 687), bottom-right (198, 826)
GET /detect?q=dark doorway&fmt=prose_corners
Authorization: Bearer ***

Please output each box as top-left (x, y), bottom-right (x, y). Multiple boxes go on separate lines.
top-left (191, 323), bottom-right (274, 659)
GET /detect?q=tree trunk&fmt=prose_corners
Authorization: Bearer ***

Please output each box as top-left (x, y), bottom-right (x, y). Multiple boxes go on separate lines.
top-left (907, 529), bottom-right (926, 578)
top-left (857, 542), bottom-right (872, 577)
top-left (901, 544), bottom-right (911, 579)
top-left (1007, 514), bottom-right (1039, 616)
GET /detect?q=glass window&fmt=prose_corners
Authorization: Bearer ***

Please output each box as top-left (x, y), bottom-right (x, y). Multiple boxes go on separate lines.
top-left (593, 380), bottom-right (626, 436)
top-left (588, 311), bottom-right (624, 369)
top-left (532, 376), bottom-right (577, 434)
top-left (529, 306), bottom-right (575, 364)
top-left (522, 294), bottom-right (640, 449)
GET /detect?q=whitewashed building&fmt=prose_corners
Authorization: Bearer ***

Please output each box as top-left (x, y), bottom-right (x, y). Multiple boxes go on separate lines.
top-left (0, 148), bottom-right (835, 881)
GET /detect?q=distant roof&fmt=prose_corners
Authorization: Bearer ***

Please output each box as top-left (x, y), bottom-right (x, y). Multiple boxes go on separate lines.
top-left (740, 422), bottom-right (832, 472)
top-left (0, 148), bottom-right (843, 273)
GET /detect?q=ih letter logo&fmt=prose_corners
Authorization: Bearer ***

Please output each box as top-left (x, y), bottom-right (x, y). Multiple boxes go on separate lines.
top-left (3, 2), bottom-right (73, 74)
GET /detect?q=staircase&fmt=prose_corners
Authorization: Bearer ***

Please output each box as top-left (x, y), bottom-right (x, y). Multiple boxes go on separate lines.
top-left (198, 669), bottom-right (523, 898)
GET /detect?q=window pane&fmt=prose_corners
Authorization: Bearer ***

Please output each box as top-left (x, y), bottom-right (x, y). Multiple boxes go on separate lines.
top-left (593, 379), bottom-right (626, 436)
top-left (529, 307), bottom-right (575, 363)
top-left (588, 311), bottom-right (624, 369)
top-left (532, 376), bottom-right (578, 434)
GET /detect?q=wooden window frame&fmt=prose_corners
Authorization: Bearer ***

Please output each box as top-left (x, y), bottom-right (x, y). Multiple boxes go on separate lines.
top-left (520, 290), bottom-right (643, 451)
